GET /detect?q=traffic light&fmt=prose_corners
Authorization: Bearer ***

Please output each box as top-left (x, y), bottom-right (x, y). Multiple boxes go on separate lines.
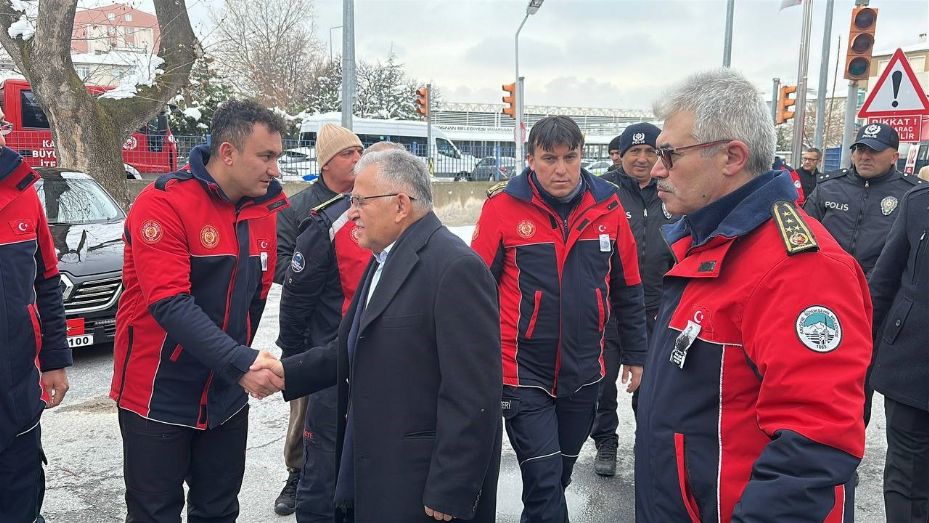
top-left (844, 6), bottom-right (878, 81)
top-left (415, 86), bottom-right (429, 118)
top-left (501, 83), bottom-right (516, 118)
top-left (776, 84), bottom-right (797, 124)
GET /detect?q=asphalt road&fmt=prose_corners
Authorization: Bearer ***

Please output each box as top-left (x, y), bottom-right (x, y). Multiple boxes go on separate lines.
top-left (40, 283), bottom-right (889, 522)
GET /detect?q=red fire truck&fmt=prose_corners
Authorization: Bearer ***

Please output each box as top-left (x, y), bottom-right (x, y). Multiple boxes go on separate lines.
top-left (0, 78), bottom-right (177, 175)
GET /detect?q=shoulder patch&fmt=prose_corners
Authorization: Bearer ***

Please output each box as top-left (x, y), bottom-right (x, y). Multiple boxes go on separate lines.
top-left (486, 181), bottom-right (507, 198)
top-left (772, 200), bottom-right (818, 255)
top-left (795, 306), bottom-right (842, 353)
top-left (311, 193), bottom-right (347, 213)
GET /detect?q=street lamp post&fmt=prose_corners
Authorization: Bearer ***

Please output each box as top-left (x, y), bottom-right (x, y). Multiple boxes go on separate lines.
top-left (515, 0), bottom-right (543, 165)
top-left (329, 25), bottom-right (343, 63)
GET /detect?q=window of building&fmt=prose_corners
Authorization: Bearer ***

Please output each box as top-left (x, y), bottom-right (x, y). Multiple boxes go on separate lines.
top-left (124, 13), bottom-right (133, 22)
top-left (107, 12), bottom-right (115, 21)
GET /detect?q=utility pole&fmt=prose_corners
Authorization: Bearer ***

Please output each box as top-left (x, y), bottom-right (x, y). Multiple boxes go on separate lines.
top-left (340, 0), bottom-right (355, 129)
top-left (771, 77), bottom-right (781, 124)
top-left (814, 0), bottom-right (835, 149)
top-left (723, 0), bottom-right (735, 66)
top-left (791, 0), bottom-right (814, 166)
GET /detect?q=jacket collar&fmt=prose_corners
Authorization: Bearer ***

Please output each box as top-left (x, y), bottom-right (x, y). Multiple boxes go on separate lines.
top-left (847, 165), bottom-right (901, 185)
top-left (505, 167), bottom-right (617, 204)
top-left (186, 144), bottom-right (285, 209)
top-left (663, 170), bottom-right (794, 249)
top-left (0, 148), bottom-right (38, 212)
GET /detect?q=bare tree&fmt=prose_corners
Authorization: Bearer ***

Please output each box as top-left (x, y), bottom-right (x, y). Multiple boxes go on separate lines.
top-left (210, 0), bottom-right (322, 112)
top-left (0, 1), bottom-right (199, 204)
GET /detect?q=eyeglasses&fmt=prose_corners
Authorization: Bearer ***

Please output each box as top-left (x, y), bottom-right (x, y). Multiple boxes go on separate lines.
top-left (348, 193), bottom-right (416, 207)
top-left (0, 121), bottom-right (13, 136)
top-left (655, 139), bottom-right (732, 170)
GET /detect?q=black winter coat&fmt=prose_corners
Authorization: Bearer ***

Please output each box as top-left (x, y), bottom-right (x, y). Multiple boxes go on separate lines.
top-left (282, 212), bottom-right (503, 522)
top-left (274, 178), bottom-right (340, 284)
top-left (804, 166), bottom-right (922, 275)
top-left (869, 184), bottom-right (929, 411)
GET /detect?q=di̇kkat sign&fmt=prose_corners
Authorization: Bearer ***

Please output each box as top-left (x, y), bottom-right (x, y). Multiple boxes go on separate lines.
top-left (859, 48), bottom-right (929, 143)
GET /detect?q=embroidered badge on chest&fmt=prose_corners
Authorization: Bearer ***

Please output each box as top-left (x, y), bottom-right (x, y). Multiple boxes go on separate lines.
top-left (880, 196), bottom-right (898, 216)
top-left (795, 306), bottom-right (842, 353)
top-left (350, 226), bottom-right (362, 244)
top-left (140, 220), bottom-right (163, 244)
top-left (517, 220), bottom-right (536, 239)
top-left (200, 225), bottom-right (219, 249)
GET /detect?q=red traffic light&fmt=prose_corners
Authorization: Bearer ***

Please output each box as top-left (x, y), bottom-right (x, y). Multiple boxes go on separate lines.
top-left (501, 83), bottom-right (516, 118)
top-left (776, 85), bottom-right (797, 124)
top-left (844, 6), bottom-right (878, 81)
top-left (415, 86), bottom-right (429, 117)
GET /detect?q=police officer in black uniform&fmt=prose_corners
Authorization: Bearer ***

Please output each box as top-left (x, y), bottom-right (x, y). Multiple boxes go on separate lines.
top-left (591, 122), bottom-right (676, 476)
top-left (804, 122), bottom-right (922, 425)
top-left (805, 123), bottom-right (920, 276)
top-left (869, 181), bottom-right (929, 521)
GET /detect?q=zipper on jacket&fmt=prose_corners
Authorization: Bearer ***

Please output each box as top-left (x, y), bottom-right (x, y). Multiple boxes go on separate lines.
top-left (913, 230), bottom-right (927, 284)
top-left (525, 290), bottom-right (543, 339)
top-left (197, 372), bottom-right (214, 428)
top-left (850, 180), bottom-right (869, 256)
top-left (116, 326), bottom-right (135, 401)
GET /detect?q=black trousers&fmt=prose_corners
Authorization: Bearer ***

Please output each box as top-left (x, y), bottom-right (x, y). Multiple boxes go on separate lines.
top-left (0, 424), bottom-right (44, 523)
top-left (503, 384), bottom-right (598, 523)
top-left (591, 309), bottom-right (655, 447)
top-left (119, 406), bottom-right (249, 523)
top-left (297, 386), bottom-right (338, 523)
top-left (884, 396), bottom-right (929, 523)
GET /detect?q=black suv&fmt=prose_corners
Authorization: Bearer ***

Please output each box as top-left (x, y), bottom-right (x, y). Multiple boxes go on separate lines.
top-left (35, 168), bottom-right (125, 349)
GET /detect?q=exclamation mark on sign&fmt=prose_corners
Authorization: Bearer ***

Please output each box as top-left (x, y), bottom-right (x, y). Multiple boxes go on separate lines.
top-left (891, 71), bottom-right (902, 108)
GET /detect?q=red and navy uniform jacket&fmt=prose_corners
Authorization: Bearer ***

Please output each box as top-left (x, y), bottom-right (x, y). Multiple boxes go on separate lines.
top-left (789, 169), bottom-right (806, 207)
top-left (471, 169), bottom-right (647, 397)
top-left (276, 190), bottom-right (370, 359)
top-left (635, 171), bottom-right (871, 523)
top-left (0, 147), bottom-right (70, 450)
top-left (110, 144), bottom-right (288, 429)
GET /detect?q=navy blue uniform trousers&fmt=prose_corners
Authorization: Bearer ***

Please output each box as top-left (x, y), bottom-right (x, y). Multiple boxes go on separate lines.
top-left (0, 424), bottom-right (44, 523)
top-left (296, 386), bottom-right (338, 523)
top-left (503, 384), bottom-right (598, 523)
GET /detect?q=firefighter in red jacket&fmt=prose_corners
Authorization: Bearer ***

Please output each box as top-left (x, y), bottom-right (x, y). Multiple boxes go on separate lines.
top-left (110, 100), bottom-right (289, 522)
top-left (472, 116), bottom-right (647, 522)
top-left (635, 69), bottom-right (871, 523)
top-left (0, 120), bottom-right (70, 522)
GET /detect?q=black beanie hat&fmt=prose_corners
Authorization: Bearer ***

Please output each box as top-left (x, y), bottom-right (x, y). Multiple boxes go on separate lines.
top-left (608, 135), bottom-right (622, 153)
top-left (619, 122), bottom-right (661, 156)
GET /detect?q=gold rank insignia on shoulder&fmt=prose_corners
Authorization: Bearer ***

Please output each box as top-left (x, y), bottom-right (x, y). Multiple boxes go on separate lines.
top-left (486, 181), bottom-right (507, 198)
top-left (772, 200), bottom-right (818, 255)
top-left (311, 194), bottom-right (346, 213)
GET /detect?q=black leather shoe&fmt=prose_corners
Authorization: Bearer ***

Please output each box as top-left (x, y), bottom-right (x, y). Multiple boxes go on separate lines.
top-left (595, 442), bottom-right (617, 477)
top-left (274, 469), bottom-right (300, 516)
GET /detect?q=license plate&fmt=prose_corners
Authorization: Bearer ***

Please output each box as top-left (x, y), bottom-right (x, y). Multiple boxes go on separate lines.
top-left (67, 334), bottom-right (94, 348)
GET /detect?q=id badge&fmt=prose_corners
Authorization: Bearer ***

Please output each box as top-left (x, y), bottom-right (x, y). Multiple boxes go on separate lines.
top-left (260, 251), bottom-right (268, 272)
top-left (669, 320), bottom-right (702, 370)
top-left (599, 234), bottom-right (611, 252)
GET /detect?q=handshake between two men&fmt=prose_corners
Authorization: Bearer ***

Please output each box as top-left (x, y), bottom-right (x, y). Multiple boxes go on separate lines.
top-left (239, 351), bottom-right (285, 399)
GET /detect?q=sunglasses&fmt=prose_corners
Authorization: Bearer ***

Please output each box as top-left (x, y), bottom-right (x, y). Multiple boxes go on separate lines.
top-left (655, 139), bottom-right (731, 170)
top-left (0, 121), bottom-right (13, 136)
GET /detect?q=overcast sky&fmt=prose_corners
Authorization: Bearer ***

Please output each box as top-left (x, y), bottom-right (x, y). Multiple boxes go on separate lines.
top-left (92, 0), bottom-right (929, 111)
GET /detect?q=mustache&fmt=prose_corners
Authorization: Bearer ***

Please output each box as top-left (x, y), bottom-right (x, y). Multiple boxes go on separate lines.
top-left (656, 182), bottom-right (675, 193)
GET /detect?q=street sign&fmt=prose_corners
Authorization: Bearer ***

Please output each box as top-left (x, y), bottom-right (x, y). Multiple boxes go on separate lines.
top-left (867, 115), bottom-right (922, 142)
top-left (858, 48), bottom-right (929, 118)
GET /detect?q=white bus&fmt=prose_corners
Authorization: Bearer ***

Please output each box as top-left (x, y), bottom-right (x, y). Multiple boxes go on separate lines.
top-left (299, 113), bottom-right (480, 179)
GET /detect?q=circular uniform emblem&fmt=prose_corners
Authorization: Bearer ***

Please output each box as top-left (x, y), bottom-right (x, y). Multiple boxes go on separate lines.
top-left (789, 232), bottom-right (810, 246)
top-left (632, 132), bottom-right (646, 145)
top-left (880, 196), bottom-right (898, 216)
top-left (291, 251), bottom-right (305, 273)
top-left (140, 220), bottom-right (163, 244)
top-left (795, 306), bottom-right (842, 353)
top-left (516, 220), bottom-right (536, 239)
top-left (200, 225), bottom-right (219, 249)
top-left (350, 226), bottom-right (362, 244)
top-left (863, 124), bottom-right (881, 137)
